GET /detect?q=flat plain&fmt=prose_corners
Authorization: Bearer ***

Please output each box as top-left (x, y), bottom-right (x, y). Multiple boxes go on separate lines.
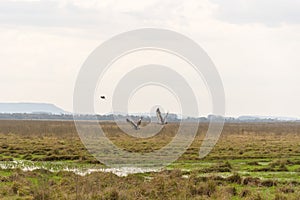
top-left (0, 120), bottom-right (300, 199)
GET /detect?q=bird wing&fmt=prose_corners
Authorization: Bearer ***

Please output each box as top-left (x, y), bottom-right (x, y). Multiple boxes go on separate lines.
top-left (137, 117), bottom-right (142, 126)
top-left (126, 118), bottom-right (137, 129)
top-left (156, 108), bottom-right (163, 124)
top-left (163, 112), bottom-right (169, 124)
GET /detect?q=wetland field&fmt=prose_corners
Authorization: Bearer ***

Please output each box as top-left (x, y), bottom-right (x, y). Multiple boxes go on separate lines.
top-left (0, 120), bottom-right (300, 199)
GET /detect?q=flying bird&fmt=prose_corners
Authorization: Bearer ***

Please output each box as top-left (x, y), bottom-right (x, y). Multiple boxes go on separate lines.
top-left (126, 117), bottom-right (143, 130)
top-left (156, 108), bottom-right (168, 125)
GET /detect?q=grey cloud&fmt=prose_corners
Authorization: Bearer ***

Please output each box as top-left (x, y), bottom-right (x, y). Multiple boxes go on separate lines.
top-left (0, 0), bottom-right (116, 28)
top-left (123, 0), bottom-right (182, 20)
top-left (211, 0), bottom-right (300, 26)
top-left (0, 0), bottom-right (189, 29)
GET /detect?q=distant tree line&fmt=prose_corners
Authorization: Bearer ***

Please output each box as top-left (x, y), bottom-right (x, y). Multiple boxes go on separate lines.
top-left (0, 113), bottom-right (298, 122)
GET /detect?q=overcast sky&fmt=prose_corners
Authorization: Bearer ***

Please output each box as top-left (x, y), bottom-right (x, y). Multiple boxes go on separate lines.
top-left (0, 0), bottom-right (300, 117)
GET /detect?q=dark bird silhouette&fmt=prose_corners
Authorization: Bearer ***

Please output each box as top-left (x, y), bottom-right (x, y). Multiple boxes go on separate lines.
top-left (100, 96), bottom-right (106, 99)
top-left (126, 117), bottom-right (143, 130)
top-left (156, 108), bottom-right (168, 125)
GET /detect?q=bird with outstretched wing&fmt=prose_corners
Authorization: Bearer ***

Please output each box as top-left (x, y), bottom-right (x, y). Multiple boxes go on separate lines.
top-left (126, 117), bottom-right (143, 130)
top-left (156, 108), bottom-right (168, 125)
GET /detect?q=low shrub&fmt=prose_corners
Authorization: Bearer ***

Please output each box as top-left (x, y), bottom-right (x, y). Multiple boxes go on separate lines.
top-left (226, 173), bottom-right (242, 184)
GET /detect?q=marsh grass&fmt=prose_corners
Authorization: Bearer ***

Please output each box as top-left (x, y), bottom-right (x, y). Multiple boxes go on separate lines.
top-left (0, 120), bottom-right (300, 199)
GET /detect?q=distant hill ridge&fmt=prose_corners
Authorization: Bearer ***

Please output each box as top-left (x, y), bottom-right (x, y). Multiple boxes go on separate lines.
top-left (0, 103), bottom-right (67, 114)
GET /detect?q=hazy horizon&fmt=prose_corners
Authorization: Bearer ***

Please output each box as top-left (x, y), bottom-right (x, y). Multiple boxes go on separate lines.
top-left (0, 101), bottom-right (299, 119)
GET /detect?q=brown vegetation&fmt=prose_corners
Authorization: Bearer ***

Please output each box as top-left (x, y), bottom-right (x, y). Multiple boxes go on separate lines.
top-left (0, 120), bottom-right (300, 199)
